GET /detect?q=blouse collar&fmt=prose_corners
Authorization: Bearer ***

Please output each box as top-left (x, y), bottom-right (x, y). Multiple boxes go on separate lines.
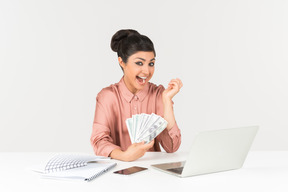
top-left (118, 77), bottom-right (149, 103)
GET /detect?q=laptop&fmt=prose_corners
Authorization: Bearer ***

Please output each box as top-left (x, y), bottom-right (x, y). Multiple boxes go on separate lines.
top-left (151, 126), bottom-right (259, 177)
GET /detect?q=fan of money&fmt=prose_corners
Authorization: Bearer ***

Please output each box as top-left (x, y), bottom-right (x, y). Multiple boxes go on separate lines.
top-left (126, 113), bottom-right (168, 144)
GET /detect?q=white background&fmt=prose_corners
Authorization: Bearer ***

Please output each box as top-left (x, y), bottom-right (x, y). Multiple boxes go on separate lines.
top-left (0, 0), bottom-right (287, 152)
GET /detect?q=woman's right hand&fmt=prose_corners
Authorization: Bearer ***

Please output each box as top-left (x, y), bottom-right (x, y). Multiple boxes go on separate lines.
top-left (123, 140), bottom-right (154, 161)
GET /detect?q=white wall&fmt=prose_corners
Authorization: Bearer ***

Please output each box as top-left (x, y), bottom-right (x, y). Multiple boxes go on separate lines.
top-left (0, 0), bottom-right (287, 152)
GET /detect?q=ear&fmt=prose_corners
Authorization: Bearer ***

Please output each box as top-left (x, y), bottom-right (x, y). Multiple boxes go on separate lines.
top-left (118, 57), bottom-right (125, 69)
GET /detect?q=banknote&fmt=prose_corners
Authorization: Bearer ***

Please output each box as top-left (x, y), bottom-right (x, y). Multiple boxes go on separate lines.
top-left (125, 113), bottom-right (168, 144)
top-left (137, 113), bottom-right (159, 138)
top-left (140, 120), bottom-right (167, 143)
top-left (137, 117), bottom-right (167, 143)
top-left (125, 118), bottom-right (134, 143)
top-left (136, 113), bottom-right (150, 139)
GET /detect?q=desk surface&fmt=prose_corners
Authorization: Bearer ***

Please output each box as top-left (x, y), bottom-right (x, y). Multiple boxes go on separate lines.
top-left (0, 151), bottom-right (287, 192)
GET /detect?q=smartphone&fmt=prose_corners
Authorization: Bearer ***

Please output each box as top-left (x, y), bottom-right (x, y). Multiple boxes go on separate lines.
top-left (113, 166), bottom-right (148, 175)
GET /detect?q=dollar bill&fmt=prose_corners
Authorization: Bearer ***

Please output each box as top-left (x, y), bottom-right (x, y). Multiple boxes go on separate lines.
top-left (137, 117), bottom-right (167, 143)
top-left (141, 121), bottom-right (167, 143)
top-left (126, 113), bottom-right (168, 144)
top-left (125, 118), bottom-right (134, 143)
top-left (136, 113), bottom-right (150, 139)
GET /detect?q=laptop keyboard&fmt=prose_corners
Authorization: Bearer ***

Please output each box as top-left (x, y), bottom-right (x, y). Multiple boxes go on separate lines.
top-left (167, 167), bottom-right (184, 174)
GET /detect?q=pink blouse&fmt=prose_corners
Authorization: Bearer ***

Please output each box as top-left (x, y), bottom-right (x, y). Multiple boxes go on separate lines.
top-left (90, 77), bottom-right (181, 157)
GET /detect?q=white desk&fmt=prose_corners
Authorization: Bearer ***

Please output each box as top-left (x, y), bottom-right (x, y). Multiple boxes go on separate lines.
top-left (0, 151), bottom-right (287, 192)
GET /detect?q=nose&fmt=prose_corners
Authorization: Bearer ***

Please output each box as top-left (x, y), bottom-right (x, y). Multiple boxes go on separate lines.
top-left (141, 65), bottom-right (149, 75)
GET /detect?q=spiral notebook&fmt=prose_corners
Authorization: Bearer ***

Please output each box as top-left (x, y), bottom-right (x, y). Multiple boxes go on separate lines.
top-left (41, 161), bottom-right (117, 181)
top-left (31, 154), bottom-right (116, 181)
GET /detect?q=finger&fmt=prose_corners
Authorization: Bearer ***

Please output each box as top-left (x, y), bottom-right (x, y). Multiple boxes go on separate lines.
top-left (148, 140), bottom-right (155, 147)
top-left (169, 79), bottom-right (183, 89)
top-left (172, 78), bottom-right (182, 86)
top-left (177, 79), bottom-right (183, 88)
top-left (148, 139), bottom-right (155, 145)
top-left (135, 141), bottom-right (145, 146)
top-left (139, 141), bottom-right (145, 145)
top-left (143, 140), bottom-right (154, 150)
top-left (169, 79), bottom-right (181, 86)
top-left (168, 81), bottom-right (180, 90)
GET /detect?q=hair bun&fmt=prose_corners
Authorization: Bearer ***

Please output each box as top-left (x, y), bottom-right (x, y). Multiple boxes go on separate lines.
top-left (110, 29), bottom-right (140, 52)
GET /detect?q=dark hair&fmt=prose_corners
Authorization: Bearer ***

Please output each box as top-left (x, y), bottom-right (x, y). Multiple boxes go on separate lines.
top-left (110, 29), bottom-right (156, 64)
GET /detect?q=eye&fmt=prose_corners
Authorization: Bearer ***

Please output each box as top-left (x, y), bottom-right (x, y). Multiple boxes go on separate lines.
top-left (149, 62), bottom-right (155, 67)
top-left (135, 62), bottom-right (143, 66)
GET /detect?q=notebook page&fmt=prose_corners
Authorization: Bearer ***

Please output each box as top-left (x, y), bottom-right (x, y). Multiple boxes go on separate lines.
top-left (41, 161), bottom-right (116, 181)
top-left (31, 153), bottom-right (110, 174)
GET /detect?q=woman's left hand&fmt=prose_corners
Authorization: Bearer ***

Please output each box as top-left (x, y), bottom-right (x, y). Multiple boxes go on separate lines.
top-left (162, 78), bottom-right (183, 100)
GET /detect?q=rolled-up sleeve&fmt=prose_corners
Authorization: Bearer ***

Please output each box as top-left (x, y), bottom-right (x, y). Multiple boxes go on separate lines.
top-left (90, 94), bottom-right (121, 157)
top-left (157, 122), bottom-right (181, 153)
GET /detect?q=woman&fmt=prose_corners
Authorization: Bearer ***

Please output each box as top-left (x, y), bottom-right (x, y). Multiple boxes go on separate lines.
top-left (90, 29), bottom-right (183, 161)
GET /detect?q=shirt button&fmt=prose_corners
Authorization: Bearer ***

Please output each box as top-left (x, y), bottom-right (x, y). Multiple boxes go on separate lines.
top-left (134, 96), bottom-right (138, 101)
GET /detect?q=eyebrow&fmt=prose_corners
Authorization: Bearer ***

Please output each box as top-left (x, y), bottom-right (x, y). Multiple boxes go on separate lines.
top-left (135, 57), bottom-right (155, 62)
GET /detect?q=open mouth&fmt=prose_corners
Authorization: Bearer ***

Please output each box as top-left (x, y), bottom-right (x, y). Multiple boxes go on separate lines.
top-left (136, 76), bottom-right (147, 84)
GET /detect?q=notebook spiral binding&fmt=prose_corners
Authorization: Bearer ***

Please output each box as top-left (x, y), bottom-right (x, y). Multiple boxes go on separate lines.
top-left (43, 154), bottom-right (104, 174)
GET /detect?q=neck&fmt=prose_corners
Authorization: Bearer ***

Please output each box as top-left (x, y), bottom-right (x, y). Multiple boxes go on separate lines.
top-left (123, 76), bottom-right (138, 95)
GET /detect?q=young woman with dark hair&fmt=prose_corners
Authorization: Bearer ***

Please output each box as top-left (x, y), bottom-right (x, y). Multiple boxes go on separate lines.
top-left (90, 29), bottom-right (183, 161)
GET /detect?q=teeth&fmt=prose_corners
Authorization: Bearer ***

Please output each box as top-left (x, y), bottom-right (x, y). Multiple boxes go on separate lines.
top-left (137, 76), bottom-right (146, 83)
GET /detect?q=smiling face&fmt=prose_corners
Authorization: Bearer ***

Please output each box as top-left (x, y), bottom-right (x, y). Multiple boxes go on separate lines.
top-left (119, 51), bottom-right (155, 94)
